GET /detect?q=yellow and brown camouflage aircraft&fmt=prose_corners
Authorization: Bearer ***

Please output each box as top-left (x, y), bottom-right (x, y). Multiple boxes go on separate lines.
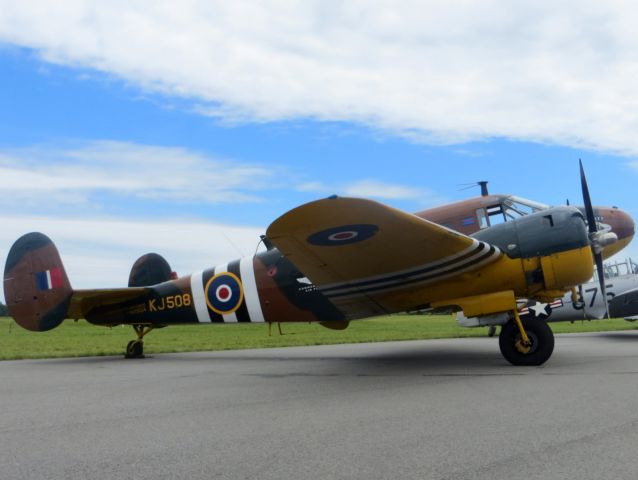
top-left (3, 162), bottom-right (633, 365)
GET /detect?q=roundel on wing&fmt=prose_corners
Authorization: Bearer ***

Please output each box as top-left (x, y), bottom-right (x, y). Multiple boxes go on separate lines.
top-left (307, 224), bottom-right (379, 246)
top-left (204, 272), bottom-right (244, 315)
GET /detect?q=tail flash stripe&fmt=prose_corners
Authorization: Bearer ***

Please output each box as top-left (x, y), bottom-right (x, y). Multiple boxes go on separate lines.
top-left (240, 257), bottom-right (265, 323)
top-left (50, 268), bottom-right (63, 288)
top-left (35, 271), bottom-right (49, 291)
top-left (35, 268), bottom-right (64, 291)
top-left (190, 271), bottom-right (211, 323)
top-left (214, 264), bottom-right (238, 323)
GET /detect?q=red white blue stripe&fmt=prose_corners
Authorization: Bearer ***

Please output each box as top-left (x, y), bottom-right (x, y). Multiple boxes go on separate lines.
top-left (35, 268), bottom-right (63, 291)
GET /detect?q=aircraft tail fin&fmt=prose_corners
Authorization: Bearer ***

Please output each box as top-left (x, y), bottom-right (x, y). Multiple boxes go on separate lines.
top-left (3, 232), bottom-right (73, 331)
top-left (128, 253), bottom-right (174, 287)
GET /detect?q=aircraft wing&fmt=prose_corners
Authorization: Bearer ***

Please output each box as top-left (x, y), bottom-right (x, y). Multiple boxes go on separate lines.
top-left (266, 196), bottom-right (502, 317)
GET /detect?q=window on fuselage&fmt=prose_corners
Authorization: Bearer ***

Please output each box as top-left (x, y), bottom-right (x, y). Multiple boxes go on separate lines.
top-left (476, 208), bottom-right (489, 229)
top-left (597, 259), bottom-right (638, 281)
top-left (481, 196), bottom-right (548, 227)
top-left (502, 196), bottom-right (548, 220)
top-left (486, 204), bottom-right (506, 225)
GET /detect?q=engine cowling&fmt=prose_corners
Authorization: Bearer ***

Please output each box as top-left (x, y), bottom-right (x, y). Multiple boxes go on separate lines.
top-left (473, 206), bottom-right (590, 259)
top-left (473, 206), bottom-right (593, 292)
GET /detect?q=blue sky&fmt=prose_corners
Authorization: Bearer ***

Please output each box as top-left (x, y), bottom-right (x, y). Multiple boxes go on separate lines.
top-left (1, 3), bottom-right (638, 297)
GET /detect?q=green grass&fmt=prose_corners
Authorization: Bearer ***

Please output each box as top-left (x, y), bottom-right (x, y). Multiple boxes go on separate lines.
top-left (2, 315), bottom-right (638, 360)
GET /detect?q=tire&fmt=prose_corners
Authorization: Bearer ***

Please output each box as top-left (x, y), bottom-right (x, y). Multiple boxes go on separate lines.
top-left (125, 340), bottom-right (144, 359)
top-left (499, 318), bottom-right (554, 366)
top-left (124, 340), bottom-right (135, 358)
top-left (131, 341), bottom-right (144, 358)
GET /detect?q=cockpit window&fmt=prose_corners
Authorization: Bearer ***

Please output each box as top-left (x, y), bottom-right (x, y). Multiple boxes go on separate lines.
top-left (474, 195), bottom-right (550, 230)
top-left (500, 196), bottom-right (548, 220)
top-left (486, 204), bottom-right (506, 225)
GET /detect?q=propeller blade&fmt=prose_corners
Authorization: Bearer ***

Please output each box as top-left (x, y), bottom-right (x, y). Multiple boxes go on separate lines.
top-left (580, 159), bottom-right (611, 318)
top-left (595, 252), bottom-right (610, 319)
top-left (580, 159), bottom-right (597, 234)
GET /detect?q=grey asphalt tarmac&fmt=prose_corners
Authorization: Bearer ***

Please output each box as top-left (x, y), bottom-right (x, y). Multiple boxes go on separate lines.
top-left (2, 332), bottom-right (638, 480)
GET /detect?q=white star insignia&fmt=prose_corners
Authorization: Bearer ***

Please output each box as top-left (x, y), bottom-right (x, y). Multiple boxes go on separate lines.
top-left (529, 301), bottom-right (550, 317)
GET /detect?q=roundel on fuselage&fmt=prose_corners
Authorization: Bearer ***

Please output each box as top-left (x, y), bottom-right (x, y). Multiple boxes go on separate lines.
top-left (204, 272), bottom-right (244, 315)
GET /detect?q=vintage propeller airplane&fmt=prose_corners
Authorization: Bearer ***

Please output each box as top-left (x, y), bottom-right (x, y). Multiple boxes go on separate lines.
top-left (2, 162), bottom-right (630, 365)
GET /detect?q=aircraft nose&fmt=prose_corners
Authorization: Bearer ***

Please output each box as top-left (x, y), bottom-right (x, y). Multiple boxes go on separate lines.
top-left (598, 207), bottom-right (635, 258)
top-left (604, 207), bottom-right (635, 240)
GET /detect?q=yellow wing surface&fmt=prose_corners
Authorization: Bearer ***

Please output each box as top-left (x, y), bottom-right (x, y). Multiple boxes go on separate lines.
top-left (266, 197), bottom-right (502, 317)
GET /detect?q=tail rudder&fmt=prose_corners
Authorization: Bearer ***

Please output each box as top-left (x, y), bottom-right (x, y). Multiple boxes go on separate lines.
top-left (3, 232), bottom-right (72, 331)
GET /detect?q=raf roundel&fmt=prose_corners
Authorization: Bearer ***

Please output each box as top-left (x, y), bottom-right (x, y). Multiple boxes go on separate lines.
top-left (307, 224), bottom-right (379, 246)
top-left (204, 272), bottom-right (244, 315)
top-left (328, 231), bottom-right (358, 241)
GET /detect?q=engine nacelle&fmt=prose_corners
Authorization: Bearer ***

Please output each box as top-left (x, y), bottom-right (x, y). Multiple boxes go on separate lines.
top-left (474, 206), bottom-right (594, 292)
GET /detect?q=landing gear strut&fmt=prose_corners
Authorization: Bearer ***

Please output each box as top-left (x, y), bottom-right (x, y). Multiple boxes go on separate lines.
top-left (499, 313), bottom-right (554, 366)
top-left (125, 324), bottom-right (153, 359)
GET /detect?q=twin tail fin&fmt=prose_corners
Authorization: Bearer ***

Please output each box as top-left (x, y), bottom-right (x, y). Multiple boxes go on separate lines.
top-left (3, 232), bottom-right (72, 331)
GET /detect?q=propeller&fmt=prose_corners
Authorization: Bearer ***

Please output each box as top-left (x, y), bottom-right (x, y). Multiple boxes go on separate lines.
top-left (579, 159), bottom-right (617, 318)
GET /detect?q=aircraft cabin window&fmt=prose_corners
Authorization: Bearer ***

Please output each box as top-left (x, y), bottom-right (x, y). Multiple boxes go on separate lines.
top-left (598, 259), bottom-right (638, 280)
top-left (508, 196), bottom-right (548, 213)
top-left (484, 197), bottom-right (549, 225)
top-left (476, 208), bottom-right (489, 229)
top-left (486, 204), bottom-right (506, 225)
top-left (501, 199), bottom-right (543, 220)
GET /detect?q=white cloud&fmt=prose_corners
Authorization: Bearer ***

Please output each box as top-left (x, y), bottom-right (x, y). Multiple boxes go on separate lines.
top-left (343, 179), bottom-right (424, 200)
top-left (0, 141), bottom-right (449, 215)
top-left (295, 181), bottom-right (327, 194)
top-left (295, 178), bottom-right (447, 205)
top-left (0, 141), bottom-right (275, 209)
top-left (3, 2), bottom-right (638, 153)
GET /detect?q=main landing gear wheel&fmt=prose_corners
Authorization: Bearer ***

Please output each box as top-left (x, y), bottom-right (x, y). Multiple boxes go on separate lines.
top-left (124, 325), bottom-right (153, 359)
top-left (499, 318), bottom-right (554, 366)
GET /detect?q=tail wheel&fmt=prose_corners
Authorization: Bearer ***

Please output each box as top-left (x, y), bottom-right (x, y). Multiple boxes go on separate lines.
top-left (124, 325), bottom-right (152, 359)
top-left (125, 340), bottom-right (144, 359)
top-left (499, 318), bottom-right (554, 366)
